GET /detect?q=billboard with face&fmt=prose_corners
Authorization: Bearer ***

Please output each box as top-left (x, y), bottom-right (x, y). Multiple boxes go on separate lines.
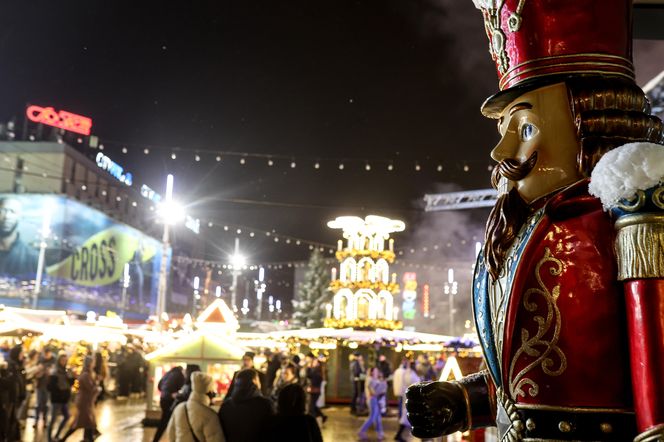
top-left (0, 194), bottom-right (168, 319)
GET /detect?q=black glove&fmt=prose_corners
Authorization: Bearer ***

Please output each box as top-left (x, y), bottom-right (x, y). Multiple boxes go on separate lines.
top-left (405, 381), bottom-right (468, 439)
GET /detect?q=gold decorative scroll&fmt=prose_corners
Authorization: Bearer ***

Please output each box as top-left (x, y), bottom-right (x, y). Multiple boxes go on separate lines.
top-left (509, 248), bottom-right (567, 399)
top-left (615, 214), bottom-right (664, 280)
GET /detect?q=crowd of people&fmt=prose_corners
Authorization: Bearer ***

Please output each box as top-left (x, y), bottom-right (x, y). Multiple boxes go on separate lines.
top-left (349, 352), bottom-right (449, 441)
top-left (154, 350), bottom-right (326, 442)
top-left (0, 340), bottom-right (151, 442)
top-left (0, 338), bottom-right (450, 442)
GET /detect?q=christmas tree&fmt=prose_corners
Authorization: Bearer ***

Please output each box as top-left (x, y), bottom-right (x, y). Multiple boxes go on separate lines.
top-left (293, 249), bottom-right (331, 328)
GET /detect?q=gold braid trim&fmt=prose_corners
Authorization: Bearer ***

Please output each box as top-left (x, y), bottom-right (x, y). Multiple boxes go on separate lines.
top-left (615, 214), bottom-right (664, 280)
top-left (633, 423), bottom-right (664, 442)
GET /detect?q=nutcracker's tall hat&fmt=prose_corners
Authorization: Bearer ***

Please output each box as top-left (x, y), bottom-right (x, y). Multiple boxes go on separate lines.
top-left (473, 0), bottom-right (635, 117)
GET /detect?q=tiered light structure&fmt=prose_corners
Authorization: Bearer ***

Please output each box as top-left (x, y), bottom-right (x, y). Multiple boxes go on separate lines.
top-left (324, 215), bottom-right (405, 330)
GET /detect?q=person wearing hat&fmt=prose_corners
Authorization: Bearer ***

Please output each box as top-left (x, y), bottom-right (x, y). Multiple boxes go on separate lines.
top-left (166, 372), bottom-right (225, 442)
top-left (224, 352), bottom-right (267, 399)
top-left (405, 1), bottom-right (664, 441)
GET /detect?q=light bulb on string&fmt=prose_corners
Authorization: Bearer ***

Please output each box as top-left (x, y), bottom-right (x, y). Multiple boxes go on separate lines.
top-left (415, 163), bottom-right (421, 172)
top-left (290, 160), bottom-right (296, 168)
top-left (365, 163), bottom-right (371, 171)
top-left (437, 164), bottom-right (443, 172)
top-left (387, 163), bottom-right (394, 171)
top-left (144, 148), bottom-right (150, 155)
top-left (122, 147), bottom-right (128, 154)
top-left (216, 155), bottom-right (222, 162)
top-left (268, 159), bottom-right (274, 166)
top-left (463, 164), bottom-right (470, 172)
top-left (223, 226), bottom-right (229, 231)
top-left (240, 157), bottom-right (246, 165)
top-left (487, 164), bottom-right (494, 171)
top-left (99, 144), bottom-right (104, 150)
top-left (338, 163), bottom-right (345, 170)
top-left (236, 229), bottom-right (242, 234)
top-left (195, 154), bottom-right (201, 162)
top-left (314, 162), bottom-right (320, 169)
top-left (249, 232), bottom-right (255, 237)
top-left (171, 153), bottom-right (177, 160)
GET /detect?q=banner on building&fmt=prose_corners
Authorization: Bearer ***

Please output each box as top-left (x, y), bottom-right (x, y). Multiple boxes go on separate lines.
top-left (0, 194), bottom-right (168, 318)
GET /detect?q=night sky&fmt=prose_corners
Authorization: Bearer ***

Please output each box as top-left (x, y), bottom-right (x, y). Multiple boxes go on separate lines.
top-left (3, 1), bottom-right (656, 266)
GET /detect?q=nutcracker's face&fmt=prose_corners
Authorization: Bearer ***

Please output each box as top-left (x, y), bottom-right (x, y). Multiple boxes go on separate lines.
top-left (492, 82), bottom-right (584, 203)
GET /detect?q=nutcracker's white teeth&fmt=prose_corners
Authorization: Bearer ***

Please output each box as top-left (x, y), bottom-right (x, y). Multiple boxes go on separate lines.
top-left (497, 177), bottom-right (514, 196)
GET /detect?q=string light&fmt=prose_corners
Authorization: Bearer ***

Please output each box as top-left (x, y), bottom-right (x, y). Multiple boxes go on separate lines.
top-left (240, 157), bottom-right (246, 165)
top-left (415, 163), bottom-right (421, 172)
top-left (268, 159), bottom-right (274, 166)
top-left (290, 161), bottom-right (296, 168)
top-left (387, 163), bottom-right (394, 171)
top-left (171, 153), bottom-right (177, 160)
top-left (365, 163), bottom-right (371, 171)
top-left (195, 154), bottom-right (201, 162)
top-left (437, 164), bottom-right (443, 172)
top-left (463, 164), bottom-right (470, 172)
top-left (216, 155), bottom-right (222, 162)
top-left (144, 148), bottom-right (150, 154)
top-left (314, 162), bottom-right (320, 169)
top-left (338, 163), bottom-right (344, 170)
top-left (122, 147), bottom-right (128, 154)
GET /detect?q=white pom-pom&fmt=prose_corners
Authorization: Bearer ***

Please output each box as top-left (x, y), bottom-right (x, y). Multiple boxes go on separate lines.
top-left (589, 142), bottom-right (664, 210)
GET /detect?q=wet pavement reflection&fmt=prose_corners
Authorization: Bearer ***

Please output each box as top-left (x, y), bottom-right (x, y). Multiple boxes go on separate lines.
top-left (21, 399), bottom-right (423, 441)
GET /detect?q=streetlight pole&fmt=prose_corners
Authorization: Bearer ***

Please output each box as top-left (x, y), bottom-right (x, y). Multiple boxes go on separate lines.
top-left (447, 268), bottom-right (458, 336)
top-left (156, 174), bottom-right (175, 320)
top-left (33, 206), bottom-right (52, 309)
top-left (230, 237), bottom-right (241, 310)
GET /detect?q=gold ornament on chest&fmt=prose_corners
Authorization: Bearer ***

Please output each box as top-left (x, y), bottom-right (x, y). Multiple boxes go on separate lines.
top-left (508, 247), bottom-right (568, 399)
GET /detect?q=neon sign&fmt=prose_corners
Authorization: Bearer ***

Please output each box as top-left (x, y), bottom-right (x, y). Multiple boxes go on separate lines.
top-left (26, 105), bottom-right (93, 136)
top-left (140, 185), bottom-right (162, 203)
top-left (96, 153), bottom-right (133, 186)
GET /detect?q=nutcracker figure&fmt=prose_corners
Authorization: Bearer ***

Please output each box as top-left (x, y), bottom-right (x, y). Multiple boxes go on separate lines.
top-left (405, 1), bottom-right (664, 441)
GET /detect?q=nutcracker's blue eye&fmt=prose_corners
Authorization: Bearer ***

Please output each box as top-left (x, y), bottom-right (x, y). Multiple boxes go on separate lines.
top-left (520, 123), bottom-right (535, 141)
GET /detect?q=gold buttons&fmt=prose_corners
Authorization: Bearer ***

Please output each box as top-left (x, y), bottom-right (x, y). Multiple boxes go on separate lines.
top-left (600, 423), bottom-right (613, 433)
top-left (558, 421), bottom-right (572, 433)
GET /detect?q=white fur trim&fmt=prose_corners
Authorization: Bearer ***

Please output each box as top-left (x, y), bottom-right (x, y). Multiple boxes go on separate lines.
top-left (589, 142), bottom-right (664, 210)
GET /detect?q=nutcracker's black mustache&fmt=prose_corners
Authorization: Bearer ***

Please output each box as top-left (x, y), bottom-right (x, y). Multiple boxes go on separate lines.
top-left (490, 151), bottom-right (538, 189)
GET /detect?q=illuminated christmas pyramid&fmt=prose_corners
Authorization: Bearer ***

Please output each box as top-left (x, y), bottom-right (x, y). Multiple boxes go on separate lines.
top-left (324, 215), bottom-right (404, 330)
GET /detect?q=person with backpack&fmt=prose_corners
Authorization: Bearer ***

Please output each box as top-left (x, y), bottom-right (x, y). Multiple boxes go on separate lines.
top-left (167, 372), bottom-right (225, 442)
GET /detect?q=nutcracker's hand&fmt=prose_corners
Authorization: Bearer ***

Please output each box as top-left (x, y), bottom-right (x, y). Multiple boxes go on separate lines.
top-left (405, 381), bottom-right (467, 439)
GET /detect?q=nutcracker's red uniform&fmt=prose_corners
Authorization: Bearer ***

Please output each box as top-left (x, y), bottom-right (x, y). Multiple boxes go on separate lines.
top-left (472, 179), bottom-right (649, 440)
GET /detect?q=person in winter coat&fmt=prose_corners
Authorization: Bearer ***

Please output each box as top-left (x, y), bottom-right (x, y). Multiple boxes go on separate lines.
top-left (60, 356), bottom-right (99, 442)
top-left (358, 367), bottom-right (387, 441)
top-left (5, 344), bottom-right (26, 441)
top-left (224, 352), bottom-right (267, 399)
top-left (262, 384), bottom-right (323, 442)
top-left (35, 347), bottom-right (56, 427)
top-left (270, 362), bottom-right (298, 405)
top-left (392, 361), bottom-right (420, 442)
top-left (305, 358), bottom-right (327, 423)
top-left (218, 368), bottom-right (273, 442)
top-left (171, 365), bottom-right (202, 411)
top-left (166, 372), bottom-right (225, 442)
top-left (152, 365), bottom-right (186, 442)
top-left (47, 352), bottom-right (74, 442)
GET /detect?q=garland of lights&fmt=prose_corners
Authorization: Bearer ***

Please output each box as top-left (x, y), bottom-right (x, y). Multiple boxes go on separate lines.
top-left (61, 136), bottom-right (494, 174)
